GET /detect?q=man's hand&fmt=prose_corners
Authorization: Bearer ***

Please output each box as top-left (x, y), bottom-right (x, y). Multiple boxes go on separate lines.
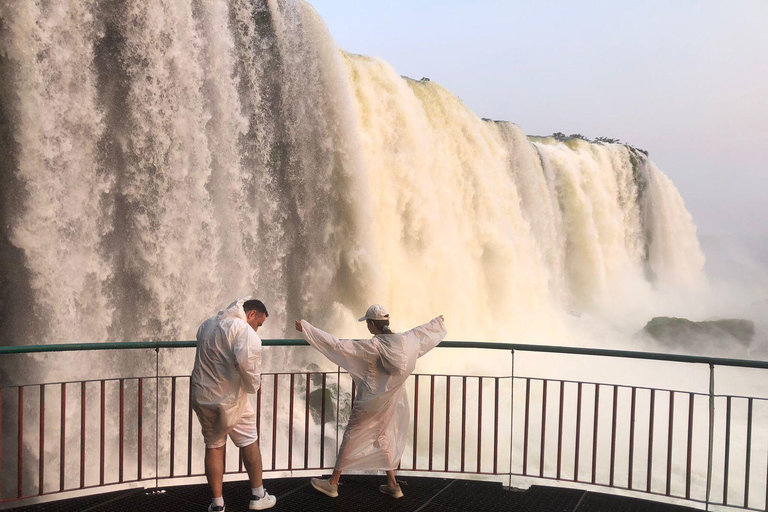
top-left (295, 320), bottom-right (303, 332)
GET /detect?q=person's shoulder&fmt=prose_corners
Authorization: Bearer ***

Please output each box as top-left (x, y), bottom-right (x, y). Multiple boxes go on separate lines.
top-left (220, 315), bottom-right (248, 333)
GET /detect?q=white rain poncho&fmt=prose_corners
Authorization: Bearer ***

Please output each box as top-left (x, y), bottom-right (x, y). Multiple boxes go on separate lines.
top-left (300, 317), bottom-right (447, 471)
top-left (191, 297), bottom-right (263, 445)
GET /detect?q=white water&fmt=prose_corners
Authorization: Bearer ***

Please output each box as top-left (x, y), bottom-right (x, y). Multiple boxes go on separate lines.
top-left (0, 0), bottom-right (705, 345)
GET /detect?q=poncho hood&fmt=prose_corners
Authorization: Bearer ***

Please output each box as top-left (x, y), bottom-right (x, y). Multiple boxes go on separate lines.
top-left (375, 334), bottom-right (408, 375)
top-left (218, 296), bottom-right (250, 323)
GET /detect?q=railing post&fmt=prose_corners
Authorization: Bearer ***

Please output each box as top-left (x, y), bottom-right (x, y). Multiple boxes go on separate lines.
top-left (706, 363), bottom-right (715, 511)
top-left (0, 388), bottom-right (3, 499)
top-left (336, 366), bottom-right (341, 458)
top-left (155, 347), bottom-right (160, 491)
top-left (508, 349), bottom-right (515, 489)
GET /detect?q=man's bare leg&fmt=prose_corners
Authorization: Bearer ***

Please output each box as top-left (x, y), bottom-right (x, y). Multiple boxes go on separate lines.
top-left (241, 441), bottom-right (264, 488)
top-left (329, 469), bottom-right (342, 486)
top-left (205, 446), bottom-right (225, 499)
top-left (386, 470), bottom-right (397, 488)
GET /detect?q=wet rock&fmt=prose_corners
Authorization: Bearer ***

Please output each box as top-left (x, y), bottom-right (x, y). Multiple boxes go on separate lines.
top-left (642, 317), bottom-right (755, 346)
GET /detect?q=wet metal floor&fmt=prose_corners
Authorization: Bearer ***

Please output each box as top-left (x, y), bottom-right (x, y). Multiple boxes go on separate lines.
top-left (10, 476), bottom-right (700, 512)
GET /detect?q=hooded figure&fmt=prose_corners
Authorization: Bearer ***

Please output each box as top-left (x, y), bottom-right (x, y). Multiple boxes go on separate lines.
top-left (191, 297), bottom-right (276, 511)
top-left (191, 296), bottom-right (263, 443)
top-left (296, 305), bottom-right (447, 499)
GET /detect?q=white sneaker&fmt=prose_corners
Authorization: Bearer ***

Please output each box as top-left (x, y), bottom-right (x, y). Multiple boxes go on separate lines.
top-left (208, 504), bottom-right (225, 512)
top-left (311, 477), bottom-right (339, 498)
top-left (379, 483), bottom-right (404, 498)
top-left (249, 490), bottom-right (276, 510)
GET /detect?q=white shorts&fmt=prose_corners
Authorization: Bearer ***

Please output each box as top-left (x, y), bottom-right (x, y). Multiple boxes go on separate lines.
top-left (206, 400), bottom-right (258, 449)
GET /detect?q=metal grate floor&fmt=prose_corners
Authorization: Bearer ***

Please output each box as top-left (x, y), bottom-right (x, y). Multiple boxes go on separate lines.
top-left (9, 476), bottom-right (700, 512)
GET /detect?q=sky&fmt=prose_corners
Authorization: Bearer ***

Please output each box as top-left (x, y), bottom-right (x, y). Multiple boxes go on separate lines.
top-left (310, 0), bottom-right (768, 240)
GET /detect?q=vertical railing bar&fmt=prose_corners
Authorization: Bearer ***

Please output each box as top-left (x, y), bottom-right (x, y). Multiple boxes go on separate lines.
top-left (335, 367), bottom-right (341, 459)
top-left (272, 374), bottom-right (278, 470)
top-left (239, 445), bottom-right (244, 474)
top-left (610, 384), bottom-right (617, 487)
top-left (764, 400), bottom-right (768, 512)
top-left (686, 393), bottom-right (694, 499)
top-left (154, 349), bottom-right (159, 489)
top-left (508, 350), bottom-right (515, 489)
top-left (170, 377), bottom-right (176, 478)
top-left (461, 376), bottom-right (467, 473)
top-left (628, 387), bottom-right (636, 490)
top-left (0, 389), bottom-right (3, 495)
top-left (494, 377), bottom-right (500, 475)
top-left (100, 381), bottom-right (105, 486)
top-left (745, 397), bottom-right (753, 508)
top-left (186, 377), bottom-right (192, 477)
top-left (523, 378), bottom-right (530, 476)
top-left (557, 381), bottom-right (564, 481)
top-left (35, 385), bottom-right (44, 496)
top-left (320, 374), bottom-right (326, 467)
top-left (0, 389), bottom-right (3, 497)
top-left (80, 382), bottom-right (86, 489)
top-left (723, 395), bottom-right (732, 505)
top-left (18, 386), bottom-right (23, 498)
top-left (591, 384), bottom-right (599, 485)
top-left (666, 391), bottom-right (674, 496)
top-left (288, 374), bottom-right (294, 471)
top-left (304, 373), bottom-right (310, 470)
top-left (39, 385), bottom-right (45, 496)
top-left (256, 384), bottom-right (262, 449)
top-left (413, 375), bottom-right (419, 470)
top-left (647, 389), bottom-right (655, 493)
top-left (540, 380), bottom-right (547, 477)
top-left (445, 376), bottom-right (451, 473)
top-left (706, 364), bottom-right (714, 511)
top-left (477, 376), bottom-right (483, 473)
top-left (574, 382), bottom-right (582, 482)
top-left (119, 379), bottom-right (124, 483)
top-left (138, 378), bottom-right (143, 481)
top-left (60, 383), bottom-right (67, 492)
top-left (429, 375), bottom-right (435, 472)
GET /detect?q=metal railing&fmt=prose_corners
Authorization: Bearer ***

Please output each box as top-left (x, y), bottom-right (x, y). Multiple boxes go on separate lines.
top-left (1, 340), bottom-right (768, 510)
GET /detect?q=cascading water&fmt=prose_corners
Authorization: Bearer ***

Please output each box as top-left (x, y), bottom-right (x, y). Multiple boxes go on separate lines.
top-left (0, 0), bottom-right (704, 348)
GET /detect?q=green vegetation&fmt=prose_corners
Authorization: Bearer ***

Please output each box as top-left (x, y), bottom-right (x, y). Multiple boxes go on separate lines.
top-left (545, 132), bottom-right (649, 157)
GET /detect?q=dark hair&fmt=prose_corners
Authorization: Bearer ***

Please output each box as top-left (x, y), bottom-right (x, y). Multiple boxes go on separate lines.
top-left (368, 318), bottom-right (392, 334)
top-left (243, 299), bottom-right (268, 317)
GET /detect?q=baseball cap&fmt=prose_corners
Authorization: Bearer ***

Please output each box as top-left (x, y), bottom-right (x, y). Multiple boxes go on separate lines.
top-left (358, 304), bottom-right (390, 322)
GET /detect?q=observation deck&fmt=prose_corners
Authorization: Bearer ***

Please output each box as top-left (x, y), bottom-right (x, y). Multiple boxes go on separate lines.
top-left (10, 475), bottom-right (698, 512)
top-left (2, 340), bottom-right (767, 511)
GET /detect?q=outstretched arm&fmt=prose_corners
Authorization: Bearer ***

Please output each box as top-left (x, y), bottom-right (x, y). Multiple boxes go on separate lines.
top-left (297, 320), bottom-right (350, 369)
top-left (297, 320), bottom-right (377, 380)
top-left (409, 316), bottom-right (448, 358)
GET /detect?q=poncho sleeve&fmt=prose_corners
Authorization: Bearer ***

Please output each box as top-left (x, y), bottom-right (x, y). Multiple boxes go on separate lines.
top-left (300, 320), bottom-right (375, 380)
top-left (231, 320), bottom-right (262, 394)
top-left (406, 316), bottom-right (448, 358)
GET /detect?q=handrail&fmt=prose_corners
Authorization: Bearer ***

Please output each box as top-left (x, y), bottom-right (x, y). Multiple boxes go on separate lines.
top-left (2, 339), bottom-right (768, 369)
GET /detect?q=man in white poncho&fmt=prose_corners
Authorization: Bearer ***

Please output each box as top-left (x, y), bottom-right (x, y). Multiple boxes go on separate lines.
top-left (191, 297), bottom-right (276, 511)
top-left (295, 304), bottom-right (447, 499)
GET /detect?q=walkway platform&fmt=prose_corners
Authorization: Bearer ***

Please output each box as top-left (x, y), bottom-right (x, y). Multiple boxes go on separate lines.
top-left (11, 476), bottom-right (699, 512)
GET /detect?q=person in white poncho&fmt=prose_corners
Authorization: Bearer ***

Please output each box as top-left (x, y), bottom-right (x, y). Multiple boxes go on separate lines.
top-left (295, 304), bottom-right (447, 499)
top-left (191, 297), bottom-right (277, 512)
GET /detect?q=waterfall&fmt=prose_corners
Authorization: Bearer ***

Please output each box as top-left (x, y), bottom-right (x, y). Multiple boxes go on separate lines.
top-left (0, 0), bottom-right (704, 346)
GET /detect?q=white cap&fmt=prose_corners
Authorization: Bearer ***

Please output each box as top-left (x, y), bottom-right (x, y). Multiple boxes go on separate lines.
top-left (358, 304), bottom-right (390, 322)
